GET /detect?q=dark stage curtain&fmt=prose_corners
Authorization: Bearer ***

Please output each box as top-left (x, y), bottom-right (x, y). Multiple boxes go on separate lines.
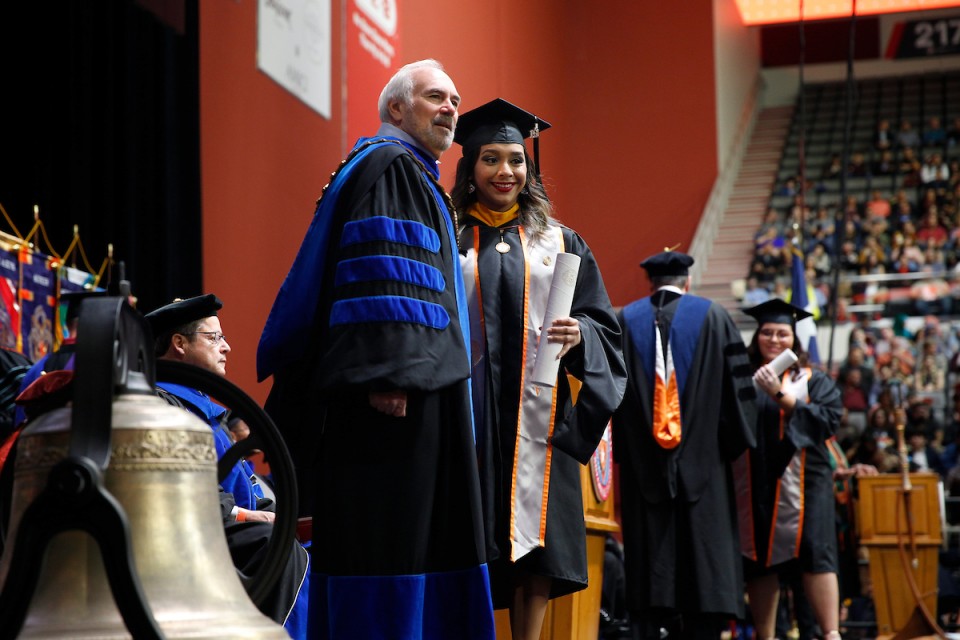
top-left (0, 0), bottom-right (200, 315)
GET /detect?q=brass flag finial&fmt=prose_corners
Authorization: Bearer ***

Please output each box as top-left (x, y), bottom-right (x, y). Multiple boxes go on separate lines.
top-left (664, 243), bottom-right (681, 252)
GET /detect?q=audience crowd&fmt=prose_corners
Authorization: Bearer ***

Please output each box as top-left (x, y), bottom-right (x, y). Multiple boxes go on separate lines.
top-left (749, 115), bottom-right (960, 320)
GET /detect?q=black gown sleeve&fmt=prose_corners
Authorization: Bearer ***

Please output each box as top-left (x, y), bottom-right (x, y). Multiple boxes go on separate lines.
top-left (313, 149), bottom-right (470, 394)
top-left (786, 369), bottom-right (843, 450)
top-left (716, 305), bottom-right (758, 460)
top-left (549, 230), bottom-right (627, 464)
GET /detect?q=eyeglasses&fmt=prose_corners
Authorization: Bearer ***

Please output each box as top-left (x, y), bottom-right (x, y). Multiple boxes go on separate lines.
top-left (758, 328), bottom-right (793, 341)
top-left (183, 331), bottom-right (227, 345)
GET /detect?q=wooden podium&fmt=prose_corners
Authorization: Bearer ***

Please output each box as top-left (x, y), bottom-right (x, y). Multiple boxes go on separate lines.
top-left (494, 425), bottom-right (618, 639)
top-left (857, 473), bottom-right (942, 639)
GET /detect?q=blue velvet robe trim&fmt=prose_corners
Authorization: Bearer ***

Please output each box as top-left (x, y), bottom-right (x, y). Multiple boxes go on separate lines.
top-left (309, 564), bottom-right (495, 640)
top-left (329, 295), bottom-right (450, 330)
top-left (334, 255), bottom-right (445, 292)
top-left (621, 294), bottom-right (711, 400)
top-left (340, 216), bottom-right (441, 253)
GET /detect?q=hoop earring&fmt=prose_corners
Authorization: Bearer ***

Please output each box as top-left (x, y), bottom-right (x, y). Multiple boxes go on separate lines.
top-left (468, 183), bottom-right (475, 194)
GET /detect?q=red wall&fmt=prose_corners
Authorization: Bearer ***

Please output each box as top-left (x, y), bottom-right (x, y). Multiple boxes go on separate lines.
top-left (200, 1), bottom-right (720, 401)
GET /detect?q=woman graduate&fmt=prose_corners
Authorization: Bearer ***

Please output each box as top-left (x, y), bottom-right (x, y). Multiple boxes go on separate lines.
top-left (734, 299), bottom-right (843, 640)
top-left (451, 99), bottom-right (626, 640)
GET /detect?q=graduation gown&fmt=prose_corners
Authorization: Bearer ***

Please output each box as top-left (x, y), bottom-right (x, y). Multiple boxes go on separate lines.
top-left (459, 216), bottom-right (626, 607)
top-left (613, 291), bottom-right (756, 618)
top-left (258, 136), bottom-right (494, 639)
top-left (735, 368), bottom-right (842, 576)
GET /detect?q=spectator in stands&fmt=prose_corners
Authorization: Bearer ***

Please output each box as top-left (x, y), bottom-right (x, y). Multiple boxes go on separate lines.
top-left (892, 189), bottom-right (915, 222)
top-left (923, 115), bottom-right (947, 147)
top-left (809, 242), bottom-right (832, 278)
top-left (865, 189), bottom-right (891, 220)
top-left (756, 207), bottom-right (786, 240)
top-left (875, 119), bottom-right (894, 151)
top-left (892, 231), bottom-right (925, 273)
top-left (777, 177), bottom-right (799, 197)
top-left (949, 161), bottom-right (960, 192)
top-left (843, 195), bottom-right (863, 222)
top-left (939, 409), bottom-right (960, 478)
top-left (841, 347), bottom-right (875, 396)
top-left (847, 151), bottom-right (869, 177)
top-left (848, 428), bottom-right (899, 473)
top-left (821, 153), bottom-right (843, 181)
top-left (906, 426), bottom-right (944, 475)
top-left (948, 116), bottom-right (960, 147)
top-left (914, 351), bottom-right (945, 394)
top-left (839, 240), bottom-right (861, 273)
top-left (916, 206), bottom-right (948, 249)
top-left (839, 368), bottom-right (869, 442)
top-left (743, 275), bottom-right (772, 307)
top-left (809, 207), bottom-right (836, 253)
top-left (866, 404), bottom-right (894, 438)
top-left (907, 395), bottom-right (944, 451)
top-left (898, 147), bottom-right (922, 187)
top-left (921, 152), bottom-right (950, 190)
top-left (753, 237), bottom-right (788, 285)
top-left (873, 149), bottom-right (896, 176)
top-left (858, 236), bottom-right (888, 274)
top-left (897, 119), bottom-right (921, 149)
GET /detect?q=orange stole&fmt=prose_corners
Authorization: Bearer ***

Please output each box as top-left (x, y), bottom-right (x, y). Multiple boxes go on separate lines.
top-left (652, 371), bottom-right (681, 449)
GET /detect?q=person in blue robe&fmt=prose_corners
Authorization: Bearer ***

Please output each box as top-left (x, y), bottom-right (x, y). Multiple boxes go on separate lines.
top-left (257, 59), bottom-right (494, 640)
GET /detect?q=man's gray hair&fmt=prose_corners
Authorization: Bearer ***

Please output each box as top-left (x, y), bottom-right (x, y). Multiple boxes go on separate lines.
top-left (377, 59), bottom-right (445, 123)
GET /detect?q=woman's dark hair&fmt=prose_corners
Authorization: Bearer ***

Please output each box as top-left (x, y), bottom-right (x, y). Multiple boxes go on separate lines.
top-left (451, 144), bottom-right (553, 236)
top-left (746, 322), bottom-right (808, 370)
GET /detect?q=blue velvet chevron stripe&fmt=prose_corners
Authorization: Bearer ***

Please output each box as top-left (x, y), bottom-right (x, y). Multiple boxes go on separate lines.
top-left (622, 294), bottom-right (710, 399)
top-left (334, 256), bottom-right (445, 292)
top-left (309, 565), bottom-right (495, 640)
top-left (340, 216), bottom-right (441, 253)
top-left (330, 295), bottom-right (450, 329)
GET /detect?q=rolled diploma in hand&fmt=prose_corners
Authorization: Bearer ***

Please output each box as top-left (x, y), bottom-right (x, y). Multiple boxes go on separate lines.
top-left (755, 348), bottom-right (798, 393)
top-left (769, 348), bottom-right (798, 376)
top-left (530, 253), bottom-right (581, 387)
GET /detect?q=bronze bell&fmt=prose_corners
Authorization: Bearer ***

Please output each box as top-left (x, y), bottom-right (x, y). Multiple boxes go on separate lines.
top-left (0, 299), bottom-right (288, 638)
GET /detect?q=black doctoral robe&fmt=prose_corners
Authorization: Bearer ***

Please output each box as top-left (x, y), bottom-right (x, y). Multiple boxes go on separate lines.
top-left (613, 290), bottom-right (756, 618)
top-left (459, 216), bottom-right (626, 607)
top-left (259, 135), bottom-right (493, 638)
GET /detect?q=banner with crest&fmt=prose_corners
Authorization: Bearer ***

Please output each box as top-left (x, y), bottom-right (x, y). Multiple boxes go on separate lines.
top-left (0, 203), bottom-right (112, 362)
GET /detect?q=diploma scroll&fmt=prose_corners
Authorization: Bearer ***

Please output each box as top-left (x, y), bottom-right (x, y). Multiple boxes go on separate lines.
top-left (530, 253), bottom-right (581, 387)
top-left (770, 348), bottom-right (798, 376)
top-left (754, 348), bottom-right (798, 394)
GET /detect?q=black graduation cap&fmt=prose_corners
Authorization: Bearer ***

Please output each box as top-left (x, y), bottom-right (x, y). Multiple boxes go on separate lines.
top-left (454, 98), bottom-right (552, 177)
top-left (145, 294), bottom-right (222, 338)
top-left (639, 250), bottom-right (695, 277)
top-left (61, 289), bottom-right (107, 323)
top-left (742, 298), bottom-right (812, 326)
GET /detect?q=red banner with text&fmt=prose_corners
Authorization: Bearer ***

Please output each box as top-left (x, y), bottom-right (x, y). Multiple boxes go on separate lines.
top-left (346, 0), bottom-right (401, 149)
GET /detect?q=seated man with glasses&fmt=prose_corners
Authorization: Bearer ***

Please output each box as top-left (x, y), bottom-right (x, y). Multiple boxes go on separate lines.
top-left (146, 294), bottom-right (269, 519)
top-left (146, 293), bottom-right (309, 638)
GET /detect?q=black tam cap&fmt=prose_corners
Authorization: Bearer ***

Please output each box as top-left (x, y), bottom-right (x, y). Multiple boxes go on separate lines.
top-left (145, 294), bottom-right (222, 337)
top-left (743, 298), bottom-right (812, 326)
top-left (640, 251), bottom-right (695, 277)
top-left (454, 98), bottom-right (551, 177)
top-left (61, 289), bottom-right (107, 323)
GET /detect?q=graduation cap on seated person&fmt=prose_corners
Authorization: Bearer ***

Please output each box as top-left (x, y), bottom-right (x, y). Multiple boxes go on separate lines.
top-left (454, 98), bottom-right (552, 181)
top-left (61, 289), bottom-right (108, 325)
top-left (742, 298), bottom-right (812, 328)
top-left (639, 248), bottom-right (695, 278)
top-left (145, 294), bottom-right (223, 339)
